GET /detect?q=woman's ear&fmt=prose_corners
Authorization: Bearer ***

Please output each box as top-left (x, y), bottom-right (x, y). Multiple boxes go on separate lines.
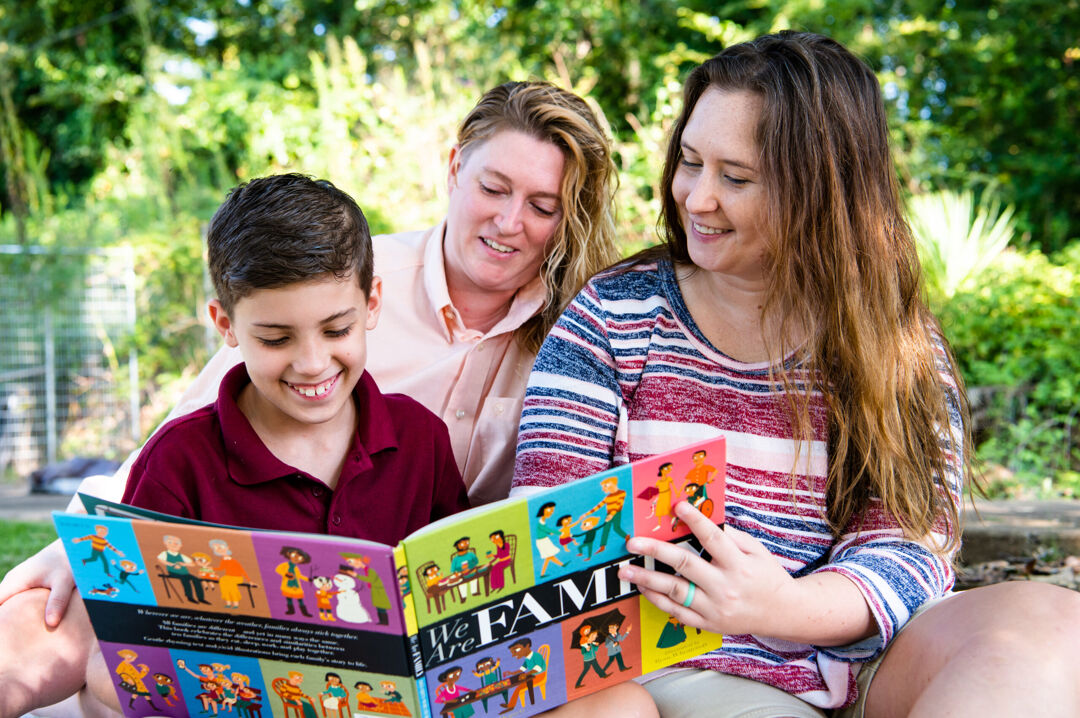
top-left (447, 144), bottom-right (463, 194)
top-left (207, 299), bottom-right (239, 347)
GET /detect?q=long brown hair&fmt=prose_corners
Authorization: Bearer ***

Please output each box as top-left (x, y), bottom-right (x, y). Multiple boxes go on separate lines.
top-left (456, 81), bottom-right (620, 354)
top-left (659, 32), bottom-right (972, 550)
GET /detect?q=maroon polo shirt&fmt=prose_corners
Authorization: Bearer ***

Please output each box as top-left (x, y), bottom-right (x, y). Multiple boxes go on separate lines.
top-left (122, 363), bottom-right (470, 545)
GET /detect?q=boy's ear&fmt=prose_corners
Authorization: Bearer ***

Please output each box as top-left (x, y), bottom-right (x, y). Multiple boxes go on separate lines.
top-left (207, 299), bottom-right (239, 347)
top-left (447, 144), bottom-right (463, 194)
top-left (365, 276), bottom-right (383, 330)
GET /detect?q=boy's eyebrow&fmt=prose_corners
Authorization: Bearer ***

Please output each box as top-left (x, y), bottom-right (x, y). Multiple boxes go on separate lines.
top-left (252, 307), bottom-right (356, 329)
top-left (482, 168), bottom-right (561, 200)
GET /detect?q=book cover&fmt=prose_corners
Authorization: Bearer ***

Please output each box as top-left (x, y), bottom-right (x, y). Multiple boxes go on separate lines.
top-left (56, 436), bottom-right (726, 718)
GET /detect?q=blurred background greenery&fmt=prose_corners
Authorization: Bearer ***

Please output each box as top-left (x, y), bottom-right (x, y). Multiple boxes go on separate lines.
top-left (0, 0), bottom-right (1077, 499)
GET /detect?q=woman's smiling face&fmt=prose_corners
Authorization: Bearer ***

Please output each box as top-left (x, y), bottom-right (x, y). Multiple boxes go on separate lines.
top-left (442, 129), bottom-right (565, 297)
top-left (672, 87), bottom-right (770, 284)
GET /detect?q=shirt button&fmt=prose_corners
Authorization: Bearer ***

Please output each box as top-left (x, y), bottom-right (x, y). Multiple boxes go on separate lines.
top-left (495, 403), bottom-right (503, 414)
top-left (311, 487), bottom-right (322, 497)
top-left (477, 341), bottom-right (485, 351)
top-left (455, 409), bottom-right (466, 419)
top-left (332, 515), bottom-right (342, 526)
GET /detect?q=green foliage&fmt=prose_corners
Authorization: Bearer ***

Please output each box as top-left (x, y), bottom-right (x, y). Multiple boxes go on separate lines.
top-left (939, 246), bottom-right (1080, 496)
top-left (908, 189), bottom-right (1015, 309)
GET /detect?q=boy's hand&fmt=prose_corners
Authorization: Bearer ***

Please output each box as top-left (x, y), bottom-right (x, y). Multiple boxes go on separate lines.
top-left (0, 538), bottom-right (76, 627)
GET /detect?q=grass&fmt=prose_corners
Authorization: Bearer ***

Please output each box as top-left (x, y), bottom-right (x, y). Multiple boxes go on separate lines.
top-left (0, 520), bottom-right (56, 577)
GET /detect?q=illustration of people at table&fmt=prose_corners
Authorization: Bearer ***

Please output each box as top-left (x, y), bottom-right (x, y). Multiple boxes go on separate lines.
top-left (472, 656), bottom-right (509, 711)
top-left (157, 534), bottom-right (209, 605)
top-left (534, 502), bottom-right (564, 577)
top-left (73, 524), bottom-right (123, 576)
top-left (450, 537), bottom-right (481, 598)
top-left (434, 666), bottom-right (475, 718)
top-left (485, 531), bottom-right (513, 592)
top-left (275, 546), bottom-right (313, 617)
top-left (582, 476), bottom-right (628, 554)
top-left (498, 638), bottom-right (547, 714)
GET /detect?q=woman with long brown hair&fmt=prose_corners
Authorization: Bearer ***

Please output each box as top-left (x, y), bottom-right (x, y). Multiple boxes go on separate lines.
top-left (514, 31), bottom-right (1080, 716)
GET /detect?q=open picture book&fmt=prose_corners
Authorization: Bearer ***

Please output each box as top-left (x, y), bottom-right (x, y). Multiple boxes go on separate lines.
top-left (54, 437), bottom-right (726, 718)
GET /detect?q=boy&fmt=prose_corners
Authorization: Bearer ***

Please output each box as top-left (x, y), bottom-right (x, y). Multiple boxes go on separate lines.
top-left (120, 174), bottom-right (469, 543)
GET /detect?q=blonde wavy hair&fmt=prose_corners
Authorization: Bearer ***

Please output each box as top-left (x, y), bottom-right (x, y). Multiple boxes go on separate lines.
top-left (456, 81), bottom-right (620, 354)
top-left (659, 32), bottom-right (973, 551)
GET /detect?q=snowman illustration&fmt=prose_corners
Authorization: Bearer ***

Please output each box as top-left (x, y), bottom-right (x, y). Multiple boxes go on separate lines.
top-left (332, 572), bottom-right (372, 623)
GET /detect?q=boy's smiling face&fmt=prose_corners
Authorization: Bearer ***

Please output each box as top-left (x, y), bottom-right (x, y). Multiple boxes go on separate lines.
top-left (209, 274), bottom-right (381, 434)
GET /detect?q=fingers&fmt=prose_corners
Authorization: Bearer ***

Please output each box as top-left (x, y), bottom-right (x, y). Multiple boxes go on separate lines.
top-left (44, 577), bottom-right (76, 627)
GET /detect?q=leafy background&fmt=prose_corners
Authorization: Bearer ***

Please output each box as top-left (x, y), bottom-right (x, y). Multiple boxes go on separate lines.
top-left (1, 0), bottom-right (1078, 497)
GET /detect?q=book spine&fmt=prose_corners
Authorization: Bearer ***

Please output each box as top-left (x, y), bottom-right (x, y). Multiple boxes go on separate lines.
top-left (394, 542), bottom-right (432, 718)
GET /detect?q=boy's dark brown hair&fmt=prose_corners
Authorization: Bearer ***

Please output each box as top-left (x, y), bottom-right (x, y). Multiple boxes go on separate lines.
top-left (207, 173), bottom-right (373, 314)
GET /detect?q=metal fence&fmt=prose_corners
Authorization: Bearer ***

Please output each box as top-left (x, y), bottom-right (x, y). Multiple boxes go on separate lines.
top-left (0, 245), bottom-right (139, 478)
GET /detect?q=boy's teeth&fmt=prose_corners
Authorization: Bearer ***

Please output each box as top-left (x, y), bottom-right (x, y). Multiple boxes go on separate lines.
top-left (291, 377), bottom-right (334, 396)
top-left (482, 237), bottom-right (515, 253)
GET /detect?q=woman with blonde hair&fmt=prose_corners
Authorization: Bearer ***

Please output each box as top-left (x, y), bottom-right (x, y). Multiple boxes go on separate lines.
top-left (514, 31), bottom-right (1080, 717)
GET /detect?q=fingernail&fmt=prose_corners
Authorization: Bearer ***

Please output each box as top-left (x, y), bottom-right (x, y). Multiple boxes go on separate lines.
top-left (626, 538), bottom-right (643, 553)
top-left (618, 566), bottom-right (636, 581)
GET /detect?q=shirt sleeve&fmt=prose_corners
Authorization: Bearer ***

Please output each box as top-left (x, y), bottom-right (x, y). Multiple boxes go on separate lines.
top-left (812, 344), bottom-right (966, 661)
top-left (513, 282), bottom-right (624, 490)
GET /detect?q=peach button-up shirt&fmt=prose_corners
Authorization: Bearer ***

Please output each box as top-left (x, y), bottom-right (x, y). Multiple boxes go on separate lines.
top-left (77, 221), bottom-right (544, 508)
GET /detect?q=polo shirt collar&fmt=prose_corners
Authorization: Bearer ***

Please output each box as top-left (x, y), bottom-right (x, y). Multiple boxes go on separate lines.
top-left (422, 219), bottom-right (547, 343)
top-left (217, 363), bottom-right (398, 486)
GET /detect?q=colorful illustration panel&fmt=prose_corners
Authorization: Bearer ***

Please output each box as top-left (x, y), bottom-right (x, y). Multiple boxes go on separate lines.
top-left (423, 622), bottom-right (567, 718)
top-left (167, 648), bottom-right (268, 718)
top-left (249, 532), bottom-right (402, 634)
top-left (523, 465), bottom-right (634, 584)
top-left (53, 514), bottom-right (157, 606)
top-left (630, 437), bottom-right (726, 541)
top-left (97, 641), bottom-right (189, 717)
top-left (638, 594), bottom-right (723, 674)
top-left (258, 658), bottom-right (420, 718)
top-left (559, 597), bottom-right (641, 700)
top-left (403, 499), bottom-right (534, 627)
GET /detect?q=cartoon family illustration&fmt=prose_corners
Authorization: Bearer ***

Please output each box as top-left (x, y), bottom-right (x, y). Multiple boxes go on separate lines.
top-left (534, 475), bottom-right (628, 576)
top-left (570, 610), bottom-right (634, 689)
top-left (273, 545), bottom-right (392, 624)
top-left (418, 531), bottom-right (517, 615)
top-left (71, 524), bottom-right (142, 597)
top-left (434, 638), bottom-right (550, 716)
top-left (637, 449), bottom-right (719, 532)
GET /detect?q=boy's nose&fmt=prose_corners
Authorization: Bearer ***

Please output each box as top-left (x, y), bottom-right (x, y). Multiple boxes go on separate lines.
top-left (291, 340), bottom-right (331, 376)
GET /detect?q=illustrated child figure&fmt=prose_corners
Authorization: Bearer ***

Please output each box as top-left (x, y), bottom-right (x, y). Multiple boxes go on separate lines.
top-left (424, 563), bottom-right (444, 588)
top-left (434, 666), bottom-right (474, 718)
top-left (534, 502), bottom-right (563, 576)
top-left (380, 680), bottom-right (403, 704)
top-left (651, 462), bottom-right (674, 531)
top-left (152, 672), bottom-right (178, 707)
top-left (602, 622), bottom-right (633, 672)
top-left (312, 575), bottom-right (340, 621)
top-left (321, 671), bottom-right (347, 712)
top-left (574, 625), bottom-right (608, 688)
top-left (231, 672), bottom-right (259, 713)
top-left (354, 681), bottom-right (381, 711)
top-left (276, 546), bottom-right (313, 617)
top-left (110, 559), bottom-right (145, 592)
top-left (472, 656), bottom-right (508, 711)
top-left (556, 514), bottom-right (579, 549)
top-left (485, 530), bottom-right (513, 592)
top-left (582, 476), bottom-right (628, 554)
top-left (114, 648), bottom-right (160, 710)
top-left (208, 538), bottom-right (255, 610)
top-left (499, 638), bottom-right (547, 714)
top-left (397, 566), bottom-right (411, 598)
top-left (177, 659), bottom-right (221, 714)
top-left (157, 534), bottom-right (209, 605)
top-left (450, 536), bottom-right (481, 598)
top-left (191, 551), bottom-right (218, 592)
top-left (73, 524), bottom-right (123, 576)
top-left (575, 515), bottom-right (602, 560)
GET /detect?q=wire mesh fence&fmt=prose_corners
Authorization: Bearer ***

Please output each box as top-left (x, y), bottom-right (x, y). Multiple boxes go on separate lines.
top-left (0, 245), bottom-right (139, 479)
